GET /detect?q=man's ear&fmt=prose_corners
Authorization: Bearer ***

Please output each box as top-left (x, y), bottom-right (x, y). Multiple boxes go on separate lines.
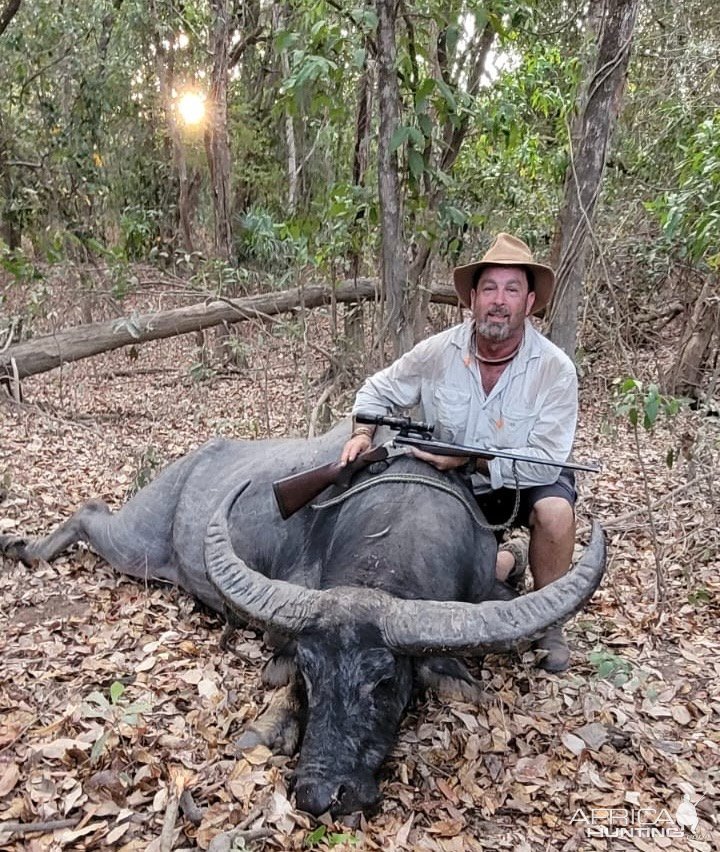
top-left (525, 290), bottom-right (536, 316)
top-left (470, 288), bottom-right (477, 311)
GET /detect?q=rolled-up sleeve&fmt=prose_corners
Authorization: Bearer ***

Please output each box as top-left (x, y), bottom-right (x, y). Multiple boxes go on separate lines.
top-left (352, 336), bottom-right (441, 417)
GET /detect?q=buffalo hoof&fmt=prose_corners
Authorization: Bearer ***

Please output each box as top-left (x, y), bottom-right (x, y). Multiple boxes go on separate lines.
top-left (416, 657), bottom-right (485, 704)
top-left (236, 718), bottom-right (300, 755)
top-left (236, 685), bottom-right (301, 755)
top-left (0, 534), bottom-right (31, 566)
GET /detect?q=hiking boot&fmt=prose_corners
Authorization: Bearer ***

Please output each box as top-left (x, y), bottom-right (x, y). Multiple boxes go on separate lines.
top-left (533, 626), bottom-right (570, 673)
top-left (499, 537), bottom-right (528, 591)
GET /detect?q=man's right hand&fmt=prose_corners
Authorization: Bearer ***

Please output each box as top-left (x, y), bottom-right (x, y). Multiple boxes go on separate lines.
top-left (340, 434), bottom-right (372, 466)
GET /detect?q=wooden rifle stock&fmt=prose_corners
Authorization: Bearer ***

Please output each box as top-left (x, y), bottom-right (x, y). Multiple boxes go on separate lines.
top-left (272, 445), bottom-right (390, 519)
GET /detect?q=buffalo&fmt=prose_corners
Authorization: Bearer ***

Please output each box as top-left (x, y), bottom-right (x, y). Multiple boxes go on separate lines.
top-left (1, 421), bottom-right (606, 816)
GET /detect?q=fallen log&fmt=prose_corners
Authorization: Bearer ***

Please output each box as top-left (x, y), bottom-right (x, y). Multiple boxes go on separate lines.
top-left (1, 279), bottom-right (459, 384)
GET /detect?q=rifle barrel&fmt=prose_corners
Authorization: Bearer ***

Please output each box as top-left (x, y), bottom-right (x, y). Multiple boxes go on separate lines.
top-left (393, 435), bottom-right (600, 473)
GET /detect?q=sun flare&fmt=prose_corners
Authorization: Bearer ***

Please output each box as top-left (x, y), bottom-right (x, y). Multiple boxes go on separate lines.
top-left (177, 91), bottom-right (206, 126)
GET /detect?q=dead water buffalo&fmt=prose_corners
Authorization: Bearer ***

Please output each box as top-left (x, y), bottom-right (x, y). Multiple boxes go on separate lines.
top-left (1, 421), bottom-right (606, 816)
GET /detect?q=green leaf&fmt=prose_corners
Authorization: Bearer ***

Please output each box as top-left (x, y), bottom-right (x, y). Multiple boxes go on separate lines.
top-left (643, 389), bottom-right (659, 430)
top-left (390, 126), bottom-right (411, 152)
top-left (408, 127), bottom-right (425, 149)
top-left (418, 113), bottom-right (433, 137)
top-left (408, 149), bottom-right (425, 180)
top-left (414, 77), bottom-right (435, 111)
top-left (305, 825), bottom-right (327, 846)
top-left (90, 731), bottom-right (110, 763)
top-left (85, 690), bottom-right (111, 712)
top-left (435, 79), bottom-right (457, 113)
top-left (109, 681), bottom-right (125, 705)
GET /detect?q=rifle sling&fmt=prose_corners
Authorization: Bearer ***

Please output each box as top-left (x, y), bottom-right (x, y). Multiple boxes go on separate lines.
top-left (311, 464), bottom-right (522, 533)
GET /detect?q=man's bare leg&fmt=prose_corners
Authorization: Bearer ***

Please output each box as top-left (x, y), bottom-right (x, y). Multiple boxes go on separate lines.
top-left (528, 496), bottom-right (575, 672)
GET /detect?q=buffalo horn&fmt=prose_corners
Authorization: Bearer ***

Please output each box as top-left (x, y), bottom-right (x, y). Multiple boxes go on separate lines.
top-left (379, 521), bottom-right (606, 654)
top-left (205, 482), bottom-right (324, 634)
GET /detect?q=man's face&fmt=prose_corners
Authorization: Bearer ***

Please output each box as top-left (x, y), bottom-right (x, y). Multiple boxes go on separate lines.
top-left (470, 265), bottom-right (535, 343)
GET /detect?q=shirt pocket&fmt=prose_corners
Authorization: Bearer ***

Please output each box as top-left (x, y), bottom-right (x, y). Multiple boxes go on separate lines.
top-left (497, 408), bottom-right (537, 447)
top-left (432, 386), bottom-right (471, 442)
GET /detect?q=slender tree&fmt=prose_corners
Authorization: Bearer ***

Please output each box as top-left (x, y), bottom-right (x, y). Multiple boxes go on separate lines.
top-left (547, 0), bottom-right (641, 357)
top-left (376, 0), bottom-right (407, 355)
top-left (206, 0), bottom-right (234, 260)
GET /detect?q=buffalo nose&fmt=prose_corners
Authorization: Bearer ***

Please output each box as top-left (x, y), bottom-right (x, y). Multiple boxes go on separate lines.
top-left (294, 777), bottom-right (380, 816)
top-left (294, 780), bottom-right (343, 816)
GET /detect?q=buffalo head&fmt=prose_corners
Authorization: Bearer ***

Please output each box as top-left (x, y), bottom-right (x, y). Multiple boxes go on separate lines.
top-left (204, 482), bottom-right (606, 816)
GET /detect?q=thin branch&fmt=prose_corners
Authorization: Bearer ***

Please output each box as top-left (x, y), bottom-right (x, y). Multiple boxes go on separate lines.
top-left (227, 26), bottom-right (265, 68)
top-left (5, 159), bottom-right (42, 169)
top-left (0, 817), bottom-right (81, 835)
top-left (19, 46), bottom-right (73, 98)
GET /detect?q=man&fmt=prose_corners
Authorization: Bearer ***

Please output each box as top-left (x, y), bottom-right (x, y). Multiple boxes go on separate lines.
top-left (340, 233), bottom-right (578, 672)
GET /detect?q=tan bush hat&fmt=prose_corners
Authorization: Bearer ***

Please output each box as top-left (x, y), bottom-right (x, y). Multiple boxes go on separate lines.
top-left (453, 232), bottom-right (555, 313)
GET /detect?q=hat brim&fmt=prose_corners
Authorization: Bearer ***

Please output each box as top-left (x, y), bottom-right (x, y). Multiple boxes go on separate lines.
top-left (453, 261), bottom-right (555, 314)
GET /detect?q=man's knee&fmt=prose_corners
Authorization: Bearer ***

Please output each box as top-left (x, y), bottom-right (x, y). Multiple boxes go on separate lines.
top-left (529, 496), bottom-right (575, 536)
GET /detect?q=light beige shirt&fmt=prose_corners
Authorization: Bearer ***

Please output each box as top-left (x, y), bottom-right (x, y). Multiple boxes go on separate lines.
top-left (353, 319), bottom-right (578, 492)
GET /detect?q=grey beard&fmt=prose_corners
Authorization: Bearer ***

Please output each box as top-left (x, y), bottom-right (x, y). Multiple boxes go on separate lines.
top-left (476, 319), bottom-right (512, 342)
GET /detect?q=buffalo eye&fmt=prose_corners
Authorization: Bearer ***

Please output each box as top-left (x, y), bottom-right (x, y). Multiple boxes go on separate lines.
top-left (372, 673), bottom-right (396, 697)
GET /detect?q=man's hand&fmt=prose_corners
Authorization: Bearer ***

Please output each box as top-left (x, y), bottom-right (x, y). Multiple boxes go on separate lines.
top-left (340, 433), bottom-right (372, 466)
top-left (409, 446), bottom-right (470, 471)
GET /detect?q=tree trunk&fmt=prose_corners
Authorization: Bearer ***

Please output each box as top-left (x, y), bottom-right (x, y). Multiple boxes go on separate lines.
top-left (150, 18), bottom-right (196, 253)
top-left (547, 0), bottom-right (640, 357)
top-left (0, 134), bottom-right (21, 250)
top-left (0, 0), bottom-right (22, 37)
top-left (376, 0), bottom-right (408, 356)
top-left (0, 280), bottom-right (459, 385)
top-left (206, 0), bottom-right (234, 260)
top-left (408, 21), bottom-right (495, 343)
top-left (278, 3), bottom-right (298, 215)
top-left (671, 277), bottom-right (720, 400)
top-left (344, 42), bottom-right (374, 360)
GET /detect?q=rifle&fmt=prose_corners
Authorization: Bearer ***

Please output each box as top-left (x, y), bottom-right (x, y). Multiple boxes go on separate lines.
top-left (272, 413), bottom-right (600, 520)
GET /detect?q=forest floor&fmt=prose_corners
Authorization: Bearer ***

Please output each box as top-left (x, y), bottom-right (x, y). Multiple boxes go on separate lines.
top-left (1, 270), bottom-right (719, 851)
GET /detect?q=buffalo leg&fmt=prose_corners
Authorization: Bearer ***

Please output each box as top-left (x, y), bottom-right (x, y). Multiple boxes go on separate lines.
top-left (235, 683), bottom-right (303, 755)
top-left (0, 499), bottom-right (176, 583)
top-left (415, 657), bottom-right (485, 704)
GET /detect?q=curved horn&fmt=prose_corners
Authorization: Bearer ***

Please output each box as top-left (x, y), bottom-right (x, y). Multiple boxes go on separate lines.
top-left (380, 521), bottom-right (607, 655)
top-left (205, 482), bottom-right (325, 635)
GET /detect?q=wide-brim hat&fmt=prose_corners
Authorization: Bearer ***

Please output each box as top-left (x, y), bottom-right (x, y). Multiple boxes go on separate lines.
top-left (453, 232), bottom-right (555, 314)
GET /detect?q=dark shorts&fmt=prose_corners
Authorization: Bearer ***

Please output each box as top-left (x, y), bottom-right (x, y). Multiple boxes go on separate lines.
top-left (474, 469), bottom-right (577, 537)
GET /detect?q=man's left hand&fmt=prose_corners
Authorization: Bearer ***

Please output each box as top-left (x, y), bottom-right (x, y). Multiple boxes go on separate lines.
top-left (409, 447), bottom-right (469, 471)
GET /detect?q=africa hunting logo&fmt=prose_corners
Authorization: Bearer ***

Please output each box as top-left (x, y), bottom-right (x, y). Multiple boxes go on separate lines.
top-left (570, 793), bottom-right (706, 840)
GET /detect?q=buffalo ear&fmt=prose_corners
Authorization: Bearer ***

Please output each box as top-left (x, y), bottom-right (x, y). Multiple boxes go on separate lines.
top-left (415, 657), bottom-right (485, 705)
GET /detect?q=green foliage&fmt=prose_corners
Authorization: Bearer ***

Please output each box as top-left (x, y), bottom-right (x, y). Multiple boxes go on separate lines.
top-left (235, 206), bottom-right (307, 273)
top-left (451, 39), bottom-right (580, 242)
top-left (646, 112), bottom-right (720, 268)
top-left (81, 681), bottom-right (151, 763)
top-left (129, 445), bottom-right (165, 496)
top-left (0, 245), bottom-right (42, 283)
top-left (304, 825), bottom-right (360, 847)
top-left (587, 649), bottom-right (634, 686)
top-left (120, 206), bottom-right (162, 261)
top-left (311, 182), bottom-right (376, 273)
top-left (613, 378), bottom-right (682, 434)
top-left (189, 361), bottom-right (217, 382)
top-left (687, 587), bottom-right (712, 606)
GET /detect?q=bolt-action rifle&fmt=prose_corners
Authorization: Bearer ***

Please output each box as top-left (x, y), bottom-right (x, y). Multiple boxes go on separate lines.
top-left (271, 413), bottom-right (600, 520)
